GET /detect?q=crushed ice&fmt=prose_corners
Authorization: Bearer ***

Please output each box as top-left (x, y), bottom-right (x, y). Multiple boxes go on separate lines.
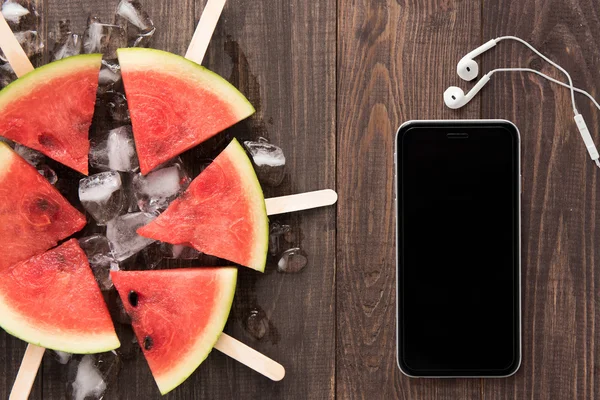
top-left (243, 138), bottom-right (286, 186)
top-left (79, 171), bottom-right (125, 224)
top-left (116, 0), bottom-right (152, 31)
top-left (53, 350), bottom-right (72, 365)
top-left (133, 162), bottom-right (190, 214)
top-left (79, 235), bottom-right (119, 290)
top-left (277, 248), bottom-right (308, 273)
top-left (1, 1), bottom-right (29, 24)
top-left (14, 144), bottom-right (44, 166)
top-left (106, 212), bottom-right (156, 261)
top-left (79, 172), bottom-right (122, 203)
top-left (90, 126), bottom-right (139, 172)
top-left (71, 355), bottom-right (107, 400)
top-left (53, 33), bottom-right (81, 60)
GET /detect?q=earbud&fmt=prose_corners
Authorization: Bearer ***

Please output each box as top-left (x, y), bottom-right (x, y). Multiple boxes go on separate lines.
top-left (456, 39), bottom-right (497, 81)
top-left (443, 73), bottom-right (491, 109)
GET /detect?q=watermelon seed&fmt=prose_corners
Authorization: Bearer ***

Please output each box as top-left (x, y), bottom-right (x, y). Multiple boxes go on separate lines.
top-left (128, 290), bottom-right (138, 307)
top-left (143, 336), bottom-right (153, 350)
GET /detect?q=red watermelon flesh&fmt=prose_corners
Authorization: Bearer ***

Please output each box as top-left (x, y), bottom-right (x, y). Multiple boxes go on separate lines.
top-left (0, 143), bottom-right (86, 270)
top-left (118, 48), bottom-right (255, 174)
top-left (0, 239), bottom-right (120, 353)
top-left (111, 268), bottom-right (237, 394)
top-left (0, 54), bottom-right (102, 175)
top-left (137, 138), bottom-right (268, 272)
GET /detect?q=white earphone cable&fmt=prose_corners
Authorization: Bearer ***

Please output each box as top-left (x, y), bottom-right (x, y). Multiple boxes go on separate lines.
top-left (496, 36), bottom-right (579, 114)
top-left (488, 67), bottom-right (600, 168)
top-left (487, 67), bottom-right (600, 112)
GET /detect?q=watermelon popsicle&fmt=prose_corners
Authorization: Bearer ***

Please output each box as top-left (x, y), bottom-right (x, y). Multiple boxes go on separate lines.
top-left (111, 268), bottom-right (237, 394)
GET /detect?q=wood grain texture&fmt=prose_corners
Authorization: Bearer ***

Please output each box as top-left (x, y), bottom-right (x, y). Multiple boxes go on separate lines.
top-left (18, 0), bottom-right (335, 398)
top-left (3, 0), bottom-right (600, 398)
top-left (336, 0), bottom-right (483, 398)
top-left (0, 1), bottom-right (44, 396)
top-left (180, 0), bottom-right (336, 399)
top-left (481, 1), bottom-right (600, 399)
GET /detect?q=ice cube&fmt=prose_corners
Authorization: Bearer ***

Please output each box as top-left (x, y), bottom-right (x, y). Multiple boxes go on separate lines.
top-left (141, 242), bottom-right (168, 269)
top-left (1, 0), bottom-right (29, 24)
top-left (67, 352), bottom-right (121, 400)
top-left (98, 59), bottom-right (121, 87)
top-left (83, 16), bottom-right (125, 58)
top-left (14, 143), bottom-right (44, 166)
top-left (52, 32), bottom-right (82, 60)
top-left (106, 212), bottom-right (156, 261)
top-left (132, 163), bottom-right (190, 214)
top-left (116, 0), bottom-right (152, 30)
top-left (116, 0), bottom-right (156, 47)
top-left (53, 350), bottom-right (72, 365)
top-left (1, 0), bottom-right (38, 33)
top-left (38, 164), bottom-right (58, 185)
top-left (70, 355), bottom-right (107, 400)
top-left (170, 244), bottom-right (201, 259)
top-left (277, 248), bottom-right (307, 273)
top-left (0, 63), bottom-right (17, 89)
top-left (83, 16), bottom-right (106, 54)
top-left (14, 30), bottom-right (44, 58)
top-left (243, 138), bottom-right (286, 187)
top-left (120, 172), bottom-right (141, 213)
top-left (79, 235), bottom-right (119, 290)
top-left (104, 91), bottom-right (130, 124)
top-left (79, 171), bottom-right (125, 225)
top-left (269, 222), bottom-right (291, 256)
top-left (89, 126), bottom-right (139, 172)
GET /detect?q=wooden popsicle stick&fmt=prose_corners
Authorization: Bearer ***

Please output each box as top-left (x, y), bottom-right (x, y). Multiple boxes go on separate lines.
top-left (9, 344), bottom-right (45, 400)
top-left (215, 333), bottom-right (285, 381)
top-left (265, 189), bottom-right (338, 216)
top-left (0, 12), bottom-right (34, 77)
top-left (185, 0), bottom-right (227, 65)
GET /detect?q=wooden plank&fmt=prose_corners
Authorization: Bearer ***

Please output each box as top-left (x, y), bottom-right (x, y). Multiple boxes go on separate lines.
top-left (0, 1), bottom-right (44, 396)
top-left (29, 0), bottom-right (334, 398)
top-left (336, 0), bottom-right (483, 398)
top-left (39, 1), bottom-right (195, 399)
top-left (481, 1), bottom-right (600, 399)
top-left (168, 0), bottom-right (336, 398)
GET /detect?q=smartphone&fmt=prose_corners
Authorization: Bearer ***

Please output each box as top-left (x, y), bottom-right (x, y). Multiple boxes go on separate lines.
top-left (395, 120), bottom-right (521, 377)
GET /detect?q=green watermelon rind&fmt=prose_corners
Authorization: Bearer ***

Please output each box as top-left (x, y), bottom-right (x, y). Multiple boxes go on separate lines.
top-left (0, 54), bottom-right (102, 111)
top-left (159, 268), bottom-right (238, 394)
top-left (116, 47), bottom-right (255, 119)
top-left (0, 320), bottom-right (120, 354)
top-left (225, 138), bottom-right (269, 272)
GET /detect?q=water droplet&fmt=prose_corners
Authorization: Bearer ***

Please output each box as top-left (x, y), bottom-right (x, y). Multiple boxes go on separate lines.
top-left (277, 248), bottom-right (308, 273)
top-left (269, 222), bottom-right (291, 256)
top-left (246, 308), bottom-right (269, 340)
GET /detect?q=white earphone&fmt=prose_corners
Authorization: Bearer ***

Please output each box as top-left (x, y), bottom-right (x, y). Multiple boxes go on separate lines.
top-left (445, 36), bottom-right (600, 167)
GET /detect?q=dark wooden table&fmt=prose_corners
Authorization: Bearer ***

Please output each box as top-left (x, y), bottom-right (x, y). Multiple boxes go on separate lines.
top-left (1, 0), bottom-right (599, 398)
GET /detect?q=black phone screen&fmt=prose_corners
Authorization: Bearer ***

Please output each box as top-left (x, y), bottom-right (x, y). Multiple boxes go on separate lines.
top-left (396, 121), bottom-right (520, 376)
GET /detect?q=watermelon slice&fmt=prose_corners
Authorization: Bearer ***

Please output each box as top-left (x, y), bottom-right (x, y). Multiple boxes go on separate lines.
top-left (0, 54), bottom-right (101, 175)
top-left (111, 268), bottom-right (237, 394)
top-left (0, 239), bottom-right (120, 353)
top-left (117, 48), bottom-right (255, 174)
top-left (0, 143), bottom-right (86, 270)
top-left (137, 139), bottom-right (268, 271)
